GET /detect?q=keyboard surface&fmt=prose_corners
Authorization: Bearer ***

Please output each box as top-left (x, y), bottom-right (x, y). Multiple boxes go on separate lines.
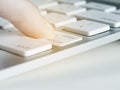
top-left (0, 0), bottom-right (120, 80)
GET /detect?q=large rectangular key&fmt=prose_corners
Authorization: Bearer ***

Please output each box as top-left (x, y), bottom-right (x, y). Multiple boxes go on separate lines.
top-left (75, 10), bottom-right (120, 27)
top-left (63, 20), bottom-right (110, 36)
top-left (0, 31), bottom-right (52, 57)
top-left (83, 2), bottom-right (116, 12)
top-left (46, 4), bottom-right (86, 16)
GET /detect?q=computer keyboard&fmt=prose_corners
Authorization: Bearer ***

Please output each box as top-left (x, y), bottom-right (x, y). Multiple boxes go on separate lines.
top-left (0, 0), bottom-right (120, 80)
top-left (0, 0), bottom-right (120, 57)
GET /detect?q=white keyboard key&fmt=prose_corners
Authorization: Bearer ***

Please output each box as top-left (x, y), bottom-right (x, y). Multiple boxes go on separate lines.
top-left (0, 31), bottom-right (52, 56)
top-left (47, 31), bottom-right (82, 47)
top-left (75, 10), bottom-right (120, 27)
top-left (31, 0), bottom-right (58, 9)
top-left (0, 18), bottom-right (14, 29)
top-left (83, 2), bottom-right (116, 12)
top-left (112, 9), bottom-right (120, 15)
top-left (56, 0), bottom-right (86, 6)
top-left (63, 20), bottom-right (110, 36)
top-left (44, 13), bottom-right (77, 27)
top-left (46, 4), bottom-right (86, 16)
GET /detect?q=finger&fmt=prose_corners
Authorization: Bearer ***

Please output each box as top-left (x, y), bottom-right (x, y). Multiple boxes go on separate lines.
top-left (0, 0), bottom-right (54, 38)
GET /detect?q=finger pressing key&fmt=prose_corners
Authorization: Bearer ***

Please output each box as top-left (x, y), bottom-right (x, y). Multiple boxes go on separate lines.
top-left (0, 0), bottom-right (55, 39)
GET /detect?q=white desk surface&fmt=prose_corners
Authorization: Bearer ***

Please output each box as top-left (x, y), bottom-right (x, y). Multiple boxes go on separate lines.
top-left (0, 41), bottom-right (120, 90)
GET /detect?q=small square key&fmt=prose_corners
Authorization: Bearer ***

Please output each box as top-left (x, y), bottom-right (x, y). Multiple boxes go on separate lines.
top-left (56, 0), bottom-right (86, 6)
top-left (43, 13), bottom-right (77, 27)
top-left (31, 0), bottom-right (58, 9)
top-left (47, 31), bottom-right (82, 47)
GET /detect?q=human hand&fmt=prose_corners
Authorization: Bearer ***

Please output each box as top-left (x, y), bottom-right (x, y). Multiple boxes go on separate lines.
top-left (0, 0), bottom-right (54, 38)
